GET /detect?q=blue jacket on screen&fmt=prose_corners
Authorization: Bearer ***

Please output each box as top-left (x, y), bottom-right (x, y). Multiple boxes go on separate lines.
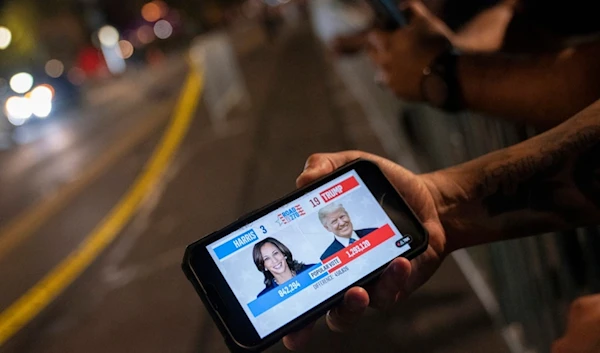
top-left (319, 228), bottom-right (377, 261)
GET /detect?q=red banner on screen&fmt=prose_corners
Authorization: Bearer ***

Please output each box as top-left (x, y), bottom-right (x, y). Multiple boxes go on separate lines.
top-left (323, 224), bottom-right (395, 273)
top-left (319, 176), bottom-right (359, 203)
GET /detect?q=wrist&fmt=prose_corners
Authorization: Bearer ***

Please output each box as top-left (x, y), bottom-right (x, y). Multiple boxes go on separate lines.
top-left (420, 48), bottom-right (466, 112)
top-left (421, 170), bottom-right (471, 253)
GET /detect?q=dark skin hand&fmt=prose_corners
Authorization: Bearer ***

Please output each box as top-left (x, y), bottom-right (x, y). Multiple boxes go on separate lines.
top-left (330, 0), bottom-right (515, 56)
top-left (367, 1), bottom-right (600, 128)
top-left (284, 98), bottom-right (600, 350)
top-left (285, 151), bottom-right (446, 350)
top-left (552, 294), bottom-right (600, 353)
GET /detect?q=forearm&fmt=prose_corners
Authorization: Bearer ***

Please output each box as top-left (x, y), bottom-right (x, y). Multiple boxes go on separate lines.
top-left (451, 0), bottom-right (516, 52)
top-left (458, 41), bottom-right (600, 128)
top-left (424, 98), bottom-right (600, 252)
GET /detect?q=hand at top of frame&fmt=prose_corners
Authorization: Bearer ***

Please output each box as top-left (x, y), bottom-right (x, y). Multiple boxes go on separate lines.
top-left (366, 1), bottom-right (453, 101)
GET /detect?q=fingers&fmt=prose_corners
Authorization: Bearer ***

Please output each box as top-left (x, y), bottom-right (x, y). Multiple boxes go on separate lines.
top-left (551, 338), bottom-right (568, 353)
top-left (326, 287), bottom-right (370, 332)
top-left (296, 151), bottom-right (366, 188)
top-left (366, 30), bottom-right (392, 74)
top-left (371, 257), bottom-right (412, 309)
top-left (282, 288), bottom-right (370, 350)
top-left (297, 151), bottom-right (412, 193)
top-left (405, 1), bottom-right (454, 38)
top-left (366, 30), bottom-right (390, 54)
top-left (405, 0), bottom-right (434, 22)
top-left (283, 321), bottom-right (316, 351)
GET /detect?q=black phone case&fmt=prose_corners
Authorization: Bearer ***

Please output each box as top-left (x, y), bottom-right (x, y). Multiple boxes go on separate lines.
top-left (182, 159), bottom-right (428, 352)
top-left (182, 249), bottom-right (255, 353)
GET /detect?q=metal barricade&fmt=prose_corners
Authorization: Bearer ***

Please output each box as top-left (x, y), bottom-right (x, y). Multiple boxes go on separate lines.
top-left (398, 106), bottom-right (600, 353)
top-left (308, 1), bottom-right (600, 351)
top-left (327, 50), bottom-right (599, 353)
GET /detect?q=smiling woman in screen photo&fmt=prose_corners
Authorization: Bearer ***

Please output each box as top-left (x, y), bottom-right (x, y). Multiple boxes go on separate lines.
top-left (253, 237), bottom-right (315, 297)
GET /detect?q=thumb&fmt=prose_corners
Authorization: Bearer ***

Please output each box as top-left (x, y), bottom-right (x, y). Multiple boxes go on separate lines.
top-left (404, 0), bottom-right (435, 23)
top-left (405, 1), bottom-right (453, 37)
top-left (296, 151), bottom-right (366, 188)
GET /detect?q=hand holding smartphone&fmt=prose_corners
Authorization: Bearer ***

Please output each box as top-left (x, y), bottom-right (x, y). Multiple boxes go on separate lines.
top-left (365, 0), bottom-right (407, 30)
top-left (182, 159), bottom-right (428, 352)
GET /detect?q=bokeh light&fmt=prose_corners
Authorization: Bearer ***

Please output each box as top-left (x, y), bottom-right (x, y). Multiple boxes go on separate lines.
top-left (45, 59), bottom-right (65, 78)
top-left (98, 25), bottom-right (119, 47)
top-left (118, 40), bottom-right (134, 59)
top-left (5, 96), bottom-right (32, 125)
top-left (141, 2), bottom-right (161, 22)
top-left (67, 67), bottom-right (86, 86)
top-left (32, 99), bottom-right (52, 118)
top-left (137, 25), bottom-right (155, 44)
top-left (153, 20), bottom-right (173, 39)
top-left (9, 73), bottom-right (34, 94)
top-left (31, 85), bottom-right (54, 102)
top-left (0, 26), bottom-right (11, 50)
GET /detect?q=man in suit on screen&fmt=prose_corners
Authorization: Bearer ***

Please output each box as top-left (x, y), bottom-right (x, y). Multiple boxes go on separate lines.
top-left (318, 203), bottom-right (377, 261)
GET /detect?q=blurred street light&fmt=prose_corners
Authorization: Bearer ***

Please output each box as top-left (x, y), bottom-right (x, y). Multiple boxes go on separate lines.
top-left (137, 25), bottom-right (155, 44)
top-left (153, 20), bottom-right (173, 39)
top-left (67, 67), bottom-right (86, 86)
top-left (31, 85), bottom-right (54, 102)
top-left (0, 26), bottom-right (11, 50)
top-left (98, 25), bottom-right (120, 47)
top-left (9, 73), bottom-right (34, 94)
top-left (30, 89), bottom-right (53, 118)
top-left (98, 25), bottom-right (126, 75)
top-left (45, 59), bottom-right (65, 78)
top-left (5, 96), bottom-right (32, 125)
top-left (142, 2), bottom-right (161, 22)
top-left (118, 40), bottom-right (134, 59)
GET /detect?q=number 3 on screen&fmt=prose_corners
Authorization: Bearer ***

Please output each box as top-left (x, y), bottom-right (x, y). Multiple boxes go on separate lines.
top-left (260, 225), bottom-right (267, 234)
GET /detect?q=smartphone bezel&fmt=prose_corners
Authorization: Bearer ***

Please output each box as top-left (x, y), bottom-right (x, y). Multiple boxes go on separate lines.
top-left (182, 159), bottom-right (429, 351)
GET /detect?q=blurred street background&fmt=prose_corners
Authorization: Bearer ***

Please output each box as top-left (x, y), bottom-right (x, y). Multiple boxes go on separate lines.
top-left (0, 0), bottom-right (598, 352)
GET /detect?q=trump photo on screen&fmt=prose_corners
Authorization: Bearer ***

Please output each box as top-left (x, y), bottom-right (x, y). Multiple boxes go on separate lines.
top-left (318, 203), bottom-right (378, 260)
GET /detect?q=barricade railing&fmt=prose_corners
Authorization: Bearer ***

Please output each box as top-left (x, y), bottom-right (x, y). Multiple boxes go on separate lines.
top-left (330, 51), bottom-right (599, 353)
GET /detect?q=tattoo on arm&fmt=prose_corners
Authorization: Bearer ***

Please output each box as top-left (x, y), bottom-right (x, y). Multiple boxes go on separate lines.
top-left (475, 125), bottom-right (600, 221)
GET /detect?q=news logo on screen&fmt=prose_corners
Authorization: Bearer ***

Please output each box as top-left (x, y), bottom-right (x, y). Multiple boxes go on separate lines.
top-left (276, 204), bottom-right (305, 225)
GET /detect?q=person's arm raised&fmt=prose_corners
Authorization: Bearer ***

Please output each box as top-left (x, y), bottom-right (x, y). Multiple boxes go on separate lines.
top-left (367, 1), bottom-right (600, 128)
top-left (427, 97), bottom-right (600, 251)
top-left (284, 98), bottom-right (600, 350)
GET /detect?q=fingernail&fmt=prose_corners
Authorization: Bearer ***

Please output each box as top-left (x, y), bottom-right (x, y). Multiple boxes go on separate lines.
top-left (303, 160), bottom-right (312, 171)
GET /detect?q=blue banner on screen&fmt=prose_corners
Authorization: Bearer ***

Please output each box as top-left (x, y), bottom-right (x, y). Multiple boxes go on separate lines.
top-left (247, 264), bottom-right (327, 317)
top-left (206, 170), bottom-right (412, 339)
top-left (214, 229), bottom-right (258, 260)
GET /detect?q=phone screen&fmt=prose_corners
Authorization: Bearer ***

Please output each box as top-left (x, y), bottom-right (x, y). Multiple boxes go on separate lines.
top-left (206, 170), bottom-right (413, 338)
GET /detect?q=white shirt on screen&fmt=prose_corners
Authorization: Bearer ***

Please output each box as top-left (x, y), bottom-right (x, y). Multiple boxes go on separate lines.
top-left (335, 231), bottom-right (360, 247)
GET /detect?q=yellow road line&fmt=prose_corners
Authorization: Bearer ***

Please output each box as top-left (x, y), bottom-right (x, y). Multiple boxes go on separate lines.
top-left (0, 65), bottom-right (204, 347)
top-left (0, 93), bottom-right (173, 260)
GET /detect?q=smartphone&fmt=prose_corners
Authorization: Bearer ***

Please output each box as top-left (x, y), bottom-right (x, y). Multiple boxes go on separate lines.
top-left (366, 0), bottom-right (407, 30)
top-left (182, 159), bottom-right (428, 352)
